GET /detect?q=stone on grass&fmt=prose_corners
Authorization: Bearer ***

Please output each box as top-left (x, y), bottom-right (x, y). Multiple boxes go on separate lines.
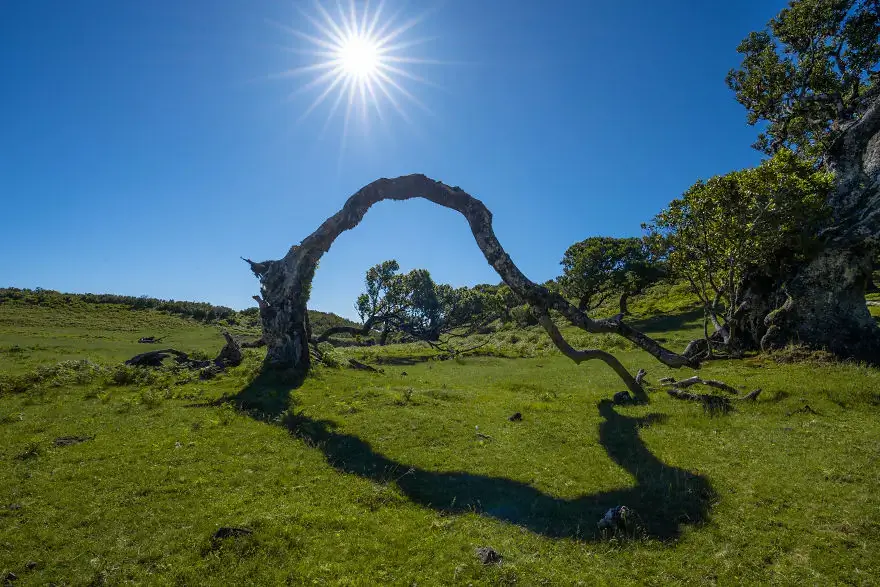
top-left (475, 546), bottom-right (502, 565)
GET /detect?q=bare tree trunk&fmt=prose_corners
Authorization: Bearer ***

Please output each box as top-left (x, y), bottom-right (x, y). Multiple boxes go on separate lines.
top-left (702, 310), bottom-right (713, 359)
top-left (245, 175), bottom-right (693, 393)
top-left (250, 269), bottom-right (314, 371)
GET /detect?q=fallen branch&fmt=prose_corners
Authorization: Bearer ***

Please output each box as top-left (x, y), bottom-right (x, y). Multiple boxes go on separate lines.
top-left (667, 387), bottom-right (762, 413)
top-left (742, 388), bottom-right (762, 401)
top-left (123, 331), bottom-right (243, 379)
top-left (635, 369), bottom-right (647, 385)
top-left (666, 388), bottom-right (733, 414)
top-left (661, 376), bottom-right (740, 395)
top-left (125, 348), bottom-right (191, 368)
top-left (787, 404), bottom-right (820, 416)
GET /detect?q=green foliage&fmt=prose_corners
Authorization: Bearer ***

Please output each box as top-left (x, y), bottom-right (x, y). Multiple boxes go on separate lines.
top-left (0, 359), bottom-right (105, 395)
top-left (560, 236), bottom-right (665, 312)
top-left (646, 150), bottom-right (832, 327)
top-left (726, 0), bottom-right (880, 157)
top-left (139, 388), bottom-right (166, 409)
top-left (627, 279), bottom-right (701, 317)
top-left (0, 287), bottom-right (235, 323)
top-left (316, 342), bottom-right (347, 368)
top-left (355, 261), bottom-right (503, 342)
top-left (507, 304), bottom-right (539, 327)
top-left (306, 309), bottom-right (361, 336)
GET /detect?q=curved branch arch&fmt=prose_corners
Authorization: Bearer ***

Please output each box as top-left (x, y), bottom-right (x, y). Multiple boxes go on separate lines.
top-left (246, 174), bottom-right (696, 402)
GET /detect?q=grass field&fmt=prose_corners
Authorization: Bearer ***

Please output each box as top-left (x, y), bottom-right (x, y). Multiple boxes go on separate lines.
top-left (1, 295), bottom-right (879, 585)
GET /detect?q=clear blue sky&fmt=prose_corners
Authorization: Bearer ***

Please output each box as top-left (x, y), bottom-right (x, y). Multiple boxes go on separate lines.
top-left (0, 0), bottom-right (786, 320)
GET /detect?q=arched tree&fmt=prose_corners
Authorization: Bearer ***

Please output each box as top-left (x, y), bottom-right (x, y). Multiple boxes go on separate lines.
top-left (245, 175), bottom-right (693, 403)
top-left (724, 0), bottom-right (880, 360)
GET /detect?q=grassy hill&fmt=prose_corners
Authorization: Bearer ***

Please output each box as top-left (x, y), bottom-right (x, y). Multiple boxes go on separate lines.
top-left (1, 289), bottom-right (879, 584)
top-left (0, 289), bottom-right (358, 375)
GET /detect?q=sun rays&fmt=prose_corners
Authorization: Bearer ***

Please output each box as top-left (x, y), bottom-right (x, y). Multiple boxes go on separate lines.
top-left (271, 0), bottom-right (442, 139)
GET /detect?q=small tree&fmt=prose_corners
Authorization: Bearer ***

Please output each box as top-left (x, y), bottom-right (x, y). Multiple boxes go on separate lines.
top-left (560, 237), bottom-right (665, 315)
top-left (646, 149), bottom-right (831, 355)
top-left (354, 261), bottom-right (502, 346)
top-left (355, 260), bottom-right (408, 344)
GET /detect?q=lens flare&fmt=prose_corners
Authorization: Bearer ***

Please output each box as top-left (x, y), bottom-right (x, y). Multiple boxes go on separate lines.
top-left (272, 0), bottom-right (443, 137)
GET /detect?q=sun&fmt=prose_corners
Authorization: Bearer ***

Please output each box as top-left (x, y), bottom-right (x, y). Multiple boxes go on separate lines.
top-left (338, 34), bottom-right (380, 79)
top-left (271, 0), bottom-right (442, 134)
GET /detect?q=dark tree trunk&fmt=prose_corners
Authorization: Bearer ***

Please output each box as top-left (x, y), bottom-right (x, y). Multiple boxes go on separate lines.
top-left (247, 255), bottom-right (315, 373)
top-left (735, 245), bottom-right (880, 362)
top-left (730, 93), bottom-right (880, 363)
top-left (578, 296), bottom-right (589, 312)
top-left (619, 292), bottom-right (629, 316)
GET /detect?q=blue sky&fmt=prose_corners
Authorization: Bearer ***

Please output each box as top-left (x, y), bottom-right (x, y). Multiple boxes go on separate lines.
top-left (0, 0), bottom-right (787, 319)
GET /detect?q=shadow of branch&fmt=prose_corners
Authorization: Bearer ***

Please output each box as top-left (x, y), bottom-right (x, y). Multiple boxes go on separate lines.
top-left (224, 372), bottom-right (715, 542)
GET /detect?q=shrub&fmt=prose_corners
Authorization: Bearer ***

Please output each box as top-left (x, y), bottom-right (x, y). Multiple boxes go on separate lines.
top-left (316, 342), bottom-right (347, 368)
top-left (0, 360), bottom-right (106, 395)
top-left (140, 388), bottom-right (165, 409)
top-left (217, 403), bottom-right (237, 425)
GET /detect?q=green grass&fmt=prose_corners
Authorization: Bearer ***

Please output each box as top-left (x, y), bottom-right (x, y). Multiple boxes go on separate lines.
top-left (1, 298), bottom-right (879, 585)
top-left (0, 300), bottom-right (226, 375)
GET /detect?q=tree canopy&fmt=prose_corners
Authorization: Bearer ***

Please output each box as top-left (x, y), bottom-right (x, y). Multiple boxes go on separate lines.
top-left (355, 260), bottom-right (502, 345)
top-left (726, 0), bottom-right (880, 159)
top-left (559, 237), bottom-right (665, 314)
top-left (645, 149), bottom-right (832, 348)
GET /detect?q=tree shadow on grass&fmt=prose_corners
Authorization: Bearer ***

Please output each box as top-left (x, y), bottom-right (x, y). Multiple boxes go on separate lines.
top-left (628, 308), bottom-right (705, 336)
top-left (229, 372), bottom-right (716, 542)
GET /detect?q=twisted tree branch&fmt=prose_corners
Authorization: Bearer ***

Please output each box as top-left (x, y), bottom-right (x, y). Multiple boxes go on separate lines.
top-left (536, 312), bottom-right (648, 403)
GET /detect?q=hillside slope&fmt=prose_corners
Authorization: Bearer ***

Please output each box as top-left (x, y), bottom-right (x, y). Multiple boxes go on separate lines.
top-left (1, 289), bottom-right (879, 584)
top-left (0, 288), bottom-right (359, 375)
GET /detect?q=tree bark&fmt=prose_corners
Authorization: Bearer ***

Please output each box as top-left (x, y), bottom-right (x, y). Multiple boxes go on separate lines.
top-left (245, 175), bottom-right (694, 391)
top-left (578, 296), bottom-right (589, 312)
top-left (730, 93), bottom-right (880, 363)
top-left (618, 292), bottom-right (629, 315)
top-left (758, 245), bottom-right (880, 361)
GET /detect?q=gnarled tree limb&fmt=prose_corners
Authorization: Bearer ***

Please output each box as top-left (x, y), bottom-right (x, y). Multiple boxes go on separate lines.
top-left (536, 312), bottom-right (648, 403)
